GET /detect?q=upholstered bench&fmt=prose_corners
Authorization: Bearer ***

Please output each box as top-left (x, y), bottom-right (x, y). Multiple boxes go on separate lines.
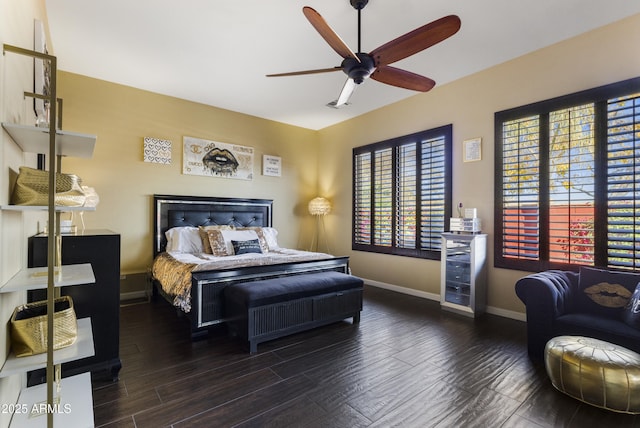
top-left (224, 271), bottom-right (364, 353)
top-left (545, 336), bottom-right (640, 414)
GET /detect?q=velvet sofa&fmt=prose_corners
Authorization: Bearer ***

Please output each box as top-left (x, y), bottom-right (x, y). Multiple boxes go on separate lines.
top-left (515, 267), bottom-right (640, 359)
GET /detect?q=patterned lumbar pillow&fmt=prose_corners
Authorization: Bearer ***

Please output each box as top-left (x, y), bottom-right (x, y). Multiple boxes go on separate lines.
top-left (231, 239), bottom-right (263, 255)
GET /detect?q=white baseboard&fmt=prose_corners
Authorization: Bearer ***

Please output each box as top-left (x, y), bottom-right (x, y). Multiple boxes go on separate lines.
top-left (363, 278), bottom-right (526, 322)
top-left (364, 278), bottom-right (440, 301)
top-left (487, 306), bottom-right (526, 322)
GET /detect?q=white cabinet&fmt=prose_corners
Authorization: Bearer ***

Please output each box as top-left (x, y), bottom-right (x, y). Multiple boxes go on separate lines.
top-left (440, 233), bottom-right (487, 317)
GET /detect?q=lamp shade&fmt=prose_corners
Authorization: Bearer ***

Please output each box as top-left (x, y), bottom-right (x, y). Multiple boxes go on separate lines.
top-left (308, 197), bottom-right (331, 216)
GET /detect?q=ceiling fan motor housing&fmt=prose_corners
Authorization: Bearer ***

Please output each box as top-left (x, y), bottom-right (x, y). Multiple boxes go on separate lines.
top-left (350, 0), bottom-right (369, 10)
top-left (342, 53), bottom-right (375, 84)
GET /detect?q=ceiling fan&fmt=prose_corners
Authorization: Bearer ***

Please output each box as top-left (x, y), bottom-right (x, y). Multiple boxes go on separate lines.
top-left (267, 0), bottom-right (461, 108)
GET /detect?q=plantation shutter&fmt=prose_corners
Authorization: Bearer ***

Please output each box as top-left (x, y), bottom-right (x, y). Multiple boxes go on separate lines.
top-left (547, 104), bottom-right (595, 265)
top-left (396, 143), bottom-right (417, 249)
top-left (501, 116), bottom-right (541, 261)
top-left (420, 137), bottom-right (446, 251)
top-left (607, 93), bottom-right (640, 270)
top-left (354, 152), bottom-right (372, 245)
top-left (374, 148), bottom-right (393, 247)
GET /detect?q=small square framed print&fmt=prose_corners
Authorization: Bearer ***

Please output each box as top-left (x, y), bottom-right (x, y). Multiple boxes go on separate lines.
top-left (463, 138), bottom-right (482, 162)
top-left (263, 155), bottom-right (282, 176)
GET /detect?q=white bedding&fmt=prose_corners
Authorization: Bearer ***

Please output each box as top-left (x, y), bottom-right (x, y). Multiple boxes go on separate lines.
top-left (171, 247), bottom-right (334, 272)
top-left (151, 248), bottom-right (335, 312)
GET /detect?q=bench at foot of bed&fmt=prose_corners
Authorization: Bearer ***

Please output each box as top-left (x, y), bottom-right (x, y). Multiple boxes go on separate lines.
top-left (224, 271), bottom-right (364, 353)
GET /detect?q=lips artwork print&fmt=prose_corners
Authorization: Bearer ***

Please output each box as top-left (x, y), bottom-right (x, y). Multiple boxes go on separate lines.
top-left (182, 136), bottom-right (254, 180)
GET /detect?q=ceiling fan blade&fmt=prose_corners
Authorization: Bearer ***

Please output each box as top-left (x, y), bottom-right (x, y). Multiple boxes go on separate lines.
top-left (328, 79), bottom-right (357, 108)
top-left (266, 67), bottom-right (342, 77)
top-left (303, 6), bottom-right (360, 62)
top-left (371, 66), bottom-right (436, 92)
top-left (370, 15), bottom-right (461, 66)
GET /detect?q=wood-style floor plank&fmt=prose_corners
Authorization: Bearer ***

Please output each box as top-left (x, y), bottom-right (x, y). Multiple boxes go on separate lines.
top-left (367, 378), bottom-right (474, 428)
top-left (92, 285), bottom-right (639, 427)
top-left (344, 360), bottom-right (450, 421)
top-left (172, 375), bottom-right (318, 428)
top-left (232, 395), bottom-right (332, 428)
top-left (134, 368), bottom-right (283, 428)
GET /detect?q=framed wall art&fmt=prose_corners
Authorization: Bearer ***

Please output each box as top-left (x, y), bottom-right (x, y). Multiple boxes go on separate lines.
top-left (143, 137), bottom-right (172, 164)
top-left (262, 155), bottom-right (282, 177)
top-left (463, 137), bottom-right (482, 162)
top-left (183, 136), bottom-right (254, 180)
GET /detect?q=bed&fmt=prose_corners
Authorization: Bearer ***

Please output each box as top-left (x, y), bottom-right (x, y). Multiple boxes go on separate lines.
top-left (151, 194), bottom-right (350, 339)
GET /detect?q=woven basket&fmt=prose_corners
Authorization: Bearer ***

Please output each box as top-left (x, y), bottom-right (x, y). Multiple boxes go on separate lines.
top-left (10, 296), bottom-right (78, 357)
top-left (11, 166), bottom-right (86, 207)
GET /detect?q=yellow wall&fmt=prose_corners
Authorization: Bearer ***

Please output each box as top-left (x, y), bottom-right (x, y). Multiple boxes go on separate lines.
top-left (57, 13), bottom-right (640, 315)
top-left (58, 73), bottom-right (321, 276)
top-left (319, 13), bottom-right (640, 318)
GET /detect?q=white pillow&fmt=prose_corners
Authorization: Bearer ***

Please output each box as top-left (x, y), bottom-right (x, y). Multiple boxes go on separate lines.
top-left (220, 229), bottom-right (260, 255)
top-left (262, 227), bottom-right (279, 250)
top-left (165, 226), bottom-right (204, 253)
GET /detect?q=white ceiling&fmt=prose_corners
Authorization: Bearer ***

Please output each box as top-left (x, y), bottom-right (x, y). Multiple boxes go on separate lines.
top-left (44, 0), bottom-right (640, 131)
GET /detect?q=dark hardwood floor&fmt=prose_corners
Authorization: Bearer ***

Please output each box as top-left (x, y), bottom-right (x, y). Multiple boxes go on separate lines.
top-left (91, 286), bottom-right (637, 427)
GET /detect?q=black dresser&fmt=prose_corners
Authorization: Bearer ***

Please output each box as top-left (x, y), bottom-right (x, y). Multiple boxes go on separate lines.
top-left (27, 229), bottom-right (122, 384)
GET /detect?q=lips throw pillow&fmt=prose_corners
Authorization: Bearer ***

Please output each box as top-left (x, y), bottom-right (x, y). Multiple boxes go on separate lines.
top-left (577, 267), bottom-right (640, 317)
top-left (622, 283), bottom-right (640, 329)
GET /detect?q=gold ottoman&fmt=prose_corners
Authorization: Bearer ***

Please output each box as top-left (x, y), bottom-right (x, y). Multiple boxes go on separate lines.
top-left (545, 336), bottom-right (640, 414)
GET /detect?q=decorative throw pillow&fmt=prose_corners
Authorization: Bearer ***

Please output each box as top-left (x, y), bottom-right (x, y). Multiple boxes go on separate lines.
top-left (231, 239), bottom-right (263, 255)
top-left (577, 266), bottom-right (640, 317)
top-left (622, 283), bottom-right (640, 329)
top-left (205, 229), bottom-right (230, 257)
top-left (199, 225), bottom-right (233, 254)
top-left (261, 227), bottom-right (279, 250)
top-left (165, 227), bottom-right (203, 253)
top-left (220, 229), bottom-right (261, 255)
top-left (238, 227), bottom-right (269, 253)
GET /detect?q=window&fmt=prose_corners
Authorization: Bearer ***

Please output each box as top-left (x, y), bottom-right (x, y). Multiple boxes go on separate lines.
top-left (495, 77), bottom-right (640, 272)
top-left (353, 125), bottom-right (452, 259)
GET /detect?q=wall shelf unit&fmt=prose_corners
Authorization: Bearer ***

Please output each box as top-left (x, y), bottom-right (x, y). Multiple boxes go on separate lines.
top-left (0, 264), bottom-right (95, 293)
top-left (0, 318), bottom-right (94, 378)
top-left (1, 123), bottom-right (96, 158)
top-left (8, 372), bottom-right (94, 428)
top-left (2, 43), bottom-right (98, 427)
top-left (0, 205), bottom-right (95, 212)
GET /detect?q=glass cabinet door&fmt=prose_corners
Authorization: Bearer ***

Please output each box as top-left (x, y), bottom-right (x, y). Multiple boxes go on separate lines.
top-left (444, 239), bottom-right (472, 306)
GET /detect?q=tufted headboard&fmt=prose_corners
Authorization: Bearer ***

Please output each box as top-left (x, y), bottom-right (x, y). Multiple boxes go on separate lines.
top-left (153, 194), bottom-right (273, 257)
